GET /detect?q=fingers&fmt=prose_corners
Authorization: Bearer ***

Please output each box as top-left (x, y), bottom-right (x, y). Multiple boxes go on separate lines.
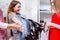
top-left (14, 24), bottom-right (23, 32)
top-left (17, 25), bottom-right (23, 32)
top-left (16, 22), bottom-right (22, 26)
top-left (8, 24), bottom-right (23, 32)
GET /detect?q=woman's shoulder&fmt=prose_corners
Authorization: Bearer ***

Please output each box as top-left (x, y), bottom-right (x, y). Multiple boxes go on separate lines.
top-left (9, 12), bottom-right (15, 14)
top-left (52, 13), bottom-right (57, 17)
top-left (9, 12), bottom-right (16, 16)
top-left (8, 12), bottom-right (16, 18)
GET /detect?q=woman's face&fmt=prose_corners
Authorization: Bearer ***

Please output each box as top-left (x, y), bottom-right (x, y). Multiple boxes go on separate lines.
top-left (14, 3), bottom-right (21, 13)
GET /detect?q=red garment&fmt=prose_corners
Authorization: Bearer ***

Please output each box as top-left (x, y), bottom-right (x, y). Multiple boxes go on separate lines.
top-left (49, 13), bottom-right (60, 40)
top-left (0, 9), bottom-right (4, 22)
top-left (0, 9), bottom-right (7, 38)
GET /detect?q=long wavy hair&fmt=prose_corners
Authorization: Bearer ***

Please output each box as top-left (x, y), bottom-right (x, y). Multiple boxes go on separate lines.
top-left (6, 0), bottom-right (21, 23)
top-left (50, 0), bottom-right (60, 13)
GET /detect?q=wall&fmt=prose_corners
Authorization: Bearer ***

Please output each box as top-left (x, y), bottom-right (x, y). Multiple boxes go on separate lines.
top-left (0, 0), bottom-right (40, 22)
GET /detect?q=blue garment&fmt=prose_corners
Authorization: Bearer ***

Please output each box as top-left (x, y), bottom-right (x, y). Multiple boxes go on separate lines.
top-left (11, 13), bottom-right (29, 40)
top-left (8, 12), bottom-right (29, 40)
top-left (16, 13), bottom-right (29, 36)
top-left (17, 14), bottom-right (28, 36)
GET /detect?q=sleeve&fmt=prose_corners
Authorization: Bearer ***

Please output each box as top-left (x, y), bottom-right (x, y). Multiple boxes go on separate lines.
top-left (0, 22), bottom-right (8, 28)
top-left (9, 12), bottom-right (15, 20)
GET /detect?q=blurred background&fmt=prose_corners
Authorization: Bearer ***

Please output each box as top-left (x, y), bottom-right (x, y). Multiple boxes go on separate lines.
top-left (0, 0), bottom-right (40, 22)
top-left (40, 0), bottom-right (52, 22)
top-left (40, 0), bottom-right (52, 40)
top-left (0, 0), bottom-right (54, 40)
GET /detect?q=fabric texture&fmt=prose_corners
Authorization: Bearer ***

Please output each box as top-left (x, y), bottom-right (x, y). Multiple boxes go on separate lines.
top-left (8, 12), bottom-right (29, 40)
top-left (49, 13), bottom-right (60, 40)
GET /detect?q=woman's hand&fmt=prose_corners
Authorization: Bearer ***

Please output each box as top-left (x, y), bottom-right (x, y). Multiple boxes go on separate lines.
top-left (8, 24), bottom-right (23, 32)
top-left (41, 22), bottom-right (52, 28)
top-left (45, 22), bottom-right (52, 27)
top-left (16, 22), bottom-right (22, 26)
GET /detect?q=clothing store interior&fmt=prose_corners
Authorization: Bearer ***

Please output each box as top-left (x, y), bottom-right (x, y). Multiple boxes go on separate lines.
top-left (0, 0), bottom-right (59, 40)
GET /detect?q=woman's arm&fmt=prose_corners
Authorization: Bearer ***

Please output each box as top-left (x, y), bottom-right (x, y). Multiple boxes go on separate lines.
top-left (12, 17), bottom-right (22, 26)
top-left (8, 24), bottom-right (23, 32)
top-left (9, 13), bottom-right (22, 26)
top-left (0, 22), bottom-right (23, 32)
top-left (11, 17), bottom-right (23, 32)
top-left (9, 13), bottom-right (23, 32)
top-left (0, 22), bottom-right (8, 28)
top-left (45, 22), bottom-right (60, 29)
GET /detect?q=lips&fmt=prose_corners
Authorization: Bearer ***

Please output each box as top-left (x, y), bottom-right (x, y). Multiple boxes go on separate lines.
top-left (17, 9), bottom-right (20, 11)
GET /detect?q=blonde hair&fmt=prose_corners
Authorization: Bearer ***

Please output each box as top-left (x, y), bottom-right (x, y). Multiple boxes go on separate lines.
top-left (6, 0), bottom-right (21, 23)
top-left (50, 0), bottom-right (60, 12)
